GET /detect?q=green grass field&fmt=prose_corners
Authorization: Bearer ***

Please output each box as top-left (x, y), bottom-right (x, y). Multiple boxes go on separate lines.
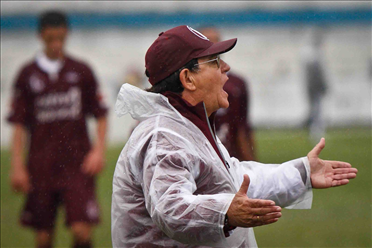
top-left (1, 128), bottom-right (371, 247)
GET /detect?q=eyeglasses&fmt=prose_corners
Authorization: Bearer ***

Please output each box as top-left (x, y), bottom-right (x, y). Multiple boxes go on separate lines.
top-left (194, 55), bottom-right (220, 69)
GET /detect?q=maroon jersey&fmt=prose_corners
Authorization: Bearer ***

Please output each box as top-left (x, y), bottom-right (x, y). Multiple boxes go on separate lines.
top-left (215, 72), bottom-right (251, 160)
top-left (7, 55), bottom-right (107, 189)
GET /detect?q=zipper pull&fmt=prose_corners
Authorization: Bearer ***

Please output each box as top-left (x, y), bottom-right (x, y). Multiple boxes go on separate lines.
top-left (225, 161), bottom-right (230, 169)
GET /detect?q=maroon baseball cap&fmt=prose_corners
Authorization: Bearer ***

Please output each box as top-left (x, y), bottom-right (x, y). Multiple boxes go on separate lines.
top-left (145, 25), bottom-right (237, 85)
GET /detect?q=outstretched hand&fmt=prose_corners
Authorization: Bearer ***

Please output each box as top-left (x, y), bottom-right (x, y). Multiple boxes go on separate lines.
top-left (226, 174), bottom-right (282, 228)
top-left (308, 138), bottom-right (358, 189)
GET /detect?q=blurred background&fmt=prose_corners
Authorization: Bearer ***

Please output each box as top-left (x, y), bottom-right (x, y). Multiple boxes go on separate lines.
top-left (1, 1), bottom-right (371, 247)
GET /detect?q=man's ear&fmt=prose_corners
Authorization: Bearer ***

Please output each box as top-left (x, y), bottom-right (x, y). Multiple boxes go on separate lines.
top-left (179, 69), bottom-right (196, 91)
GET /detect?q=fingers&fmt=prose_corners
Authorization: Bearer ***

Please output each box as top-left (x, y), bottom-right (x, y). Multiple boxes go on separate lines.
top-left (332, 164), bottom-right (358, 182)
top-left (308, 137), bottom-right (326, 157)
top-left (81, 163), bottom-right (90, 174)
top-left (238, 174), bottom-right (250, 195)
top-left (254, 205), bottom-right (282, 216)
top-left (249, 198), bottom-right (276, 208)
top-left (12, 181), bottom-right (30, 194)
top-left (22, 184), bottom-right (30, 193)
top-left (332, 179), bottom-right (349, 187)
top-left (81, 162), bottom-right (94, 175)
top-left (11, 175), bottom-right (30, 194)
top-left (82, 161), bottom-right (103, 175)
top-left (253, 212), bottom-right (282, 226)
top-left (229, 175), bottom-right (281, 228)
top-left (333, 167), bottom-right (358, 181)
top-left (331, 163), bottom-right (357, 186)
top-left (81, 152), bottom-right (105, 175)
top-left (332, 160), bottom-right (351, 169)
top-left (82, 164), bottom-right (96, 175)
top-left (239, 208), bottom-right (282, 228)
top-left (92, 163), bottom-right (104, 175)
top-left (247, 201), bottom-right (282, 227)
top-left (11, 183), bottom-right (21, 193)
top-left (333, 173), bottom-right (357, 180)
top-left (227, 195), bottom-right (280, 227)
top-left (334, 168), bottom-right (358, 174)
top-left (330, 161), bottom-right (352, 169)
top-left (81, 156), bottom-right (94, 174)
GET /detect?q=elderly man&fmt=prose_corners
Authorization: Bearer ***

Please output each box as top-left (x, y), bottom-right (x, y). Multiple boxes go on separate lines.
top-left (112, 25), bottom-right (357, 248)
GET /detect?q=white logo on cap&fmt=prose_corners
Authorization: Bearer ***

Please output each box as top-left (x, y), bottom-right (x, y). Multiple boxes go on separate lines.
top-left (187, 26), bottom-right (209, 41)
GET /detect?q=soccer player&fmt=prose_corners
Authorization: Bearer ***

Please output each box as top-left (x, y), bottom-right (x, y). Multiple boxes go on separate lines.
top-left (200, 26), bottom-right (256, 161)
top-left (7, 10), bottom-right (108, 248)
top-left (301, 27), bottom-right (328, 144)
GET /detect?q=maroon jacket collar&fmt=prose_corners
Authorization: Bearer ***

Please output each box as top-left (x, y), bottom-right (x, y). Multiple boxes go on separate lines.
top-left (161, 91), bottom-right (226, 167)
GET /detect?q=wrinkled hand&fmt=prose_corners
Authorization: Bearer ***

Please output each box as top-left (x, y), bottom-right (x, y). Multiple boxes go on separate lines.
top-left (227, 174), bottom-right (282, 228)
top-left (308, 138), bottom-right (358, 189)
top-left (81, 148), bottom-right (105, 176)
top-left (10, 165), bottom-right (30, 194)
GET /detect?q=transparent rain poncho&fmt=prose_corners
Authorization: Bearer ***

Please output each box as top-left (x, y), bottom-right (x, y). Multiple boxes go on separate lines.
top-left (112, 84), bottom-right (313, 248)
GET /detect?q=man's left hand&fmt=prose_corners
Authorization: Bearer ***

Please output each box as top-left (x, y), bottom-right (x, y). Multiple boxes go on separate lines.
top-left (308, 138), bottom-right (358, 189)
top-left (81, 148), bottom-right (105, 176)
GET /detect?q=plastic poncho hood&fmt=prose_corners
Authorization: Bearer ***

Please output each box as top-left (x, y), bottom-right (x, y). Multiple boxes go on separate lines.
top-left (115, 83), bottom-right (185, 122)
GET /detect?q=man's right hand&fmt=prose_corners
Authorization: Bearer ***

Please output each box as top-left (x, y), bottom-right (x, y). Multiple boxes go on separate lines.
top-left (226, 174), bottom-right (282, 227)
top-left (10, 164), bottom-right (30, 194)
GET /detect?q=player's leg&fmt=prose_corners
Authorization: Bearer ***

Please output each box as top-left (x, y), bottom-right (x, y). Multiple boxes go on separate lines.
top-left (36, 230), bottom-right (54, 248)
top-left (71, 222), bottom-right (92, 248)
top-left (20, 190), bottom-right (60, 248)
top-left (63, 176), bottom-right (100, 248)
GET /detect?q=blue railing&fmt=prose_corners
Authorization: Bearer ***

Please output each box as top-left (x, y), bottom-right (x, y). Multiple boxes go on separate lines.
top-left (1, 8), bottom-right (371, 31)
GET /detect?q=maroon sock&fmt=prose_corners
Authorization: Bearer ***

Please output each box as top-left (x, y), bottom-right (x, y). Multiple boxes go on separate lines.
top-left (73, 241), bottom-right (92, 248)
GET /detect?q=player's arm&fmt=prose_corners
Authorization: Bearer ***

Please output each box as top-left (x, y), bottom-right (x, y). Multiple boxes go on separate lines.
top-left (8, 67), bottom-right (31, 193)
top-left (234, 79), bottom-right (256, 161)
top-left (237, 126), bottom-right (256, 161)
top-left (81, 65), bottom-right (108, 176)
top-left (81, 116), bottom-right (107, 175)
top-left (10, 124), bottom-right (30, 193)
top-left (94, 116), bottom-right (107, 152)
